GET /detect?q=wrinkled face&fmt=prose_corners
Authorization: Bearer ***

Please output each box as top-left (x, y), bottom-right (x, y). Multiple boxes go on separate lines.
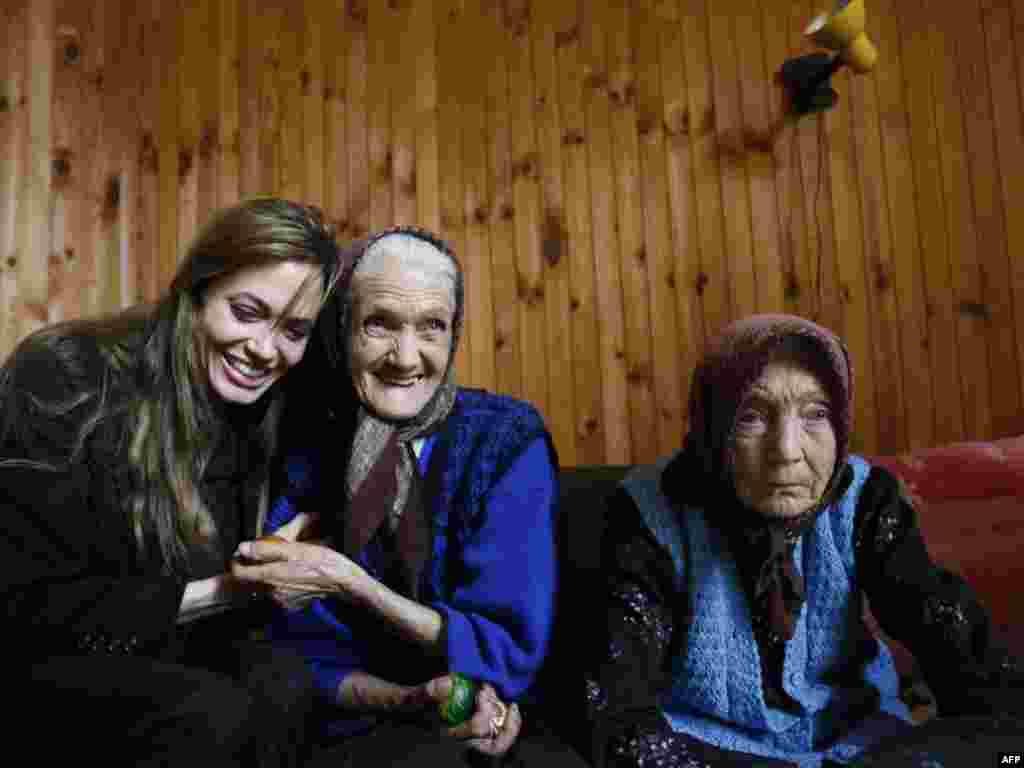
top-left (194, 261), bottom-right (322, 406)
top-left (729, 360), bottom-right (837, 519)
top-left (348, 236), bottom-right (455, 421)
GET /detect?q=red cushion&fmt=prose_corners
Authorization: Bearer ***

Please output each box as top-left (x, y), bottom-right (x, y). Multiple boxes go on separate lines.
top-left (868, 435), bottom-right (1024, 501)
top-left (866, 436), bottom-right (1024, 657)
top-left (923, 496), bottom-right (1024, 654)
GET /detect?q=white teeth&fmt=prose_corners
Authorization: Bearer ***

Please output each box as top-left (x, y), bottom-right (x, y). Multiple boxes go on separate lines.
top-left (226, 354), bottom-right (267, 380)
top-left (380, 376), bottom-right (422, 388)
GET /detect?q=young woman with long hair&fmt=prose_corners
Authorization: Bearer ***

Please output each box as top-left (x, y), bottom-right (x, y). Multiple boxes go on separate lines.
top-left (2, 198), bottom-right (344, 767)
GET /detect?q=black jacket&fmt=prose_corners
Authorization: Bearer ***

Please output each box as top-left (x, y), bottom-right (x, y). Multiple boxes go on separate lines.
top-left (1, 330), bottom-right (265, 662)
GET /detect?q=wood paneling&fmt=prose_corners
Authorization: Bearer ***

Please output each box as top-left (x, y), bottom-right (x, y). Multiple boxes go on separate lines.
top-left (531, 0), bottom-right (577, 466)
top-left (51, 0), bottom-right (87, 323)
top-left (656, 0), bottom-right (702, 440)
top-left (679, 0), bottom-right (730, 342)
top-left (634, 0), bottom-right (684, 458)
top-left (21, 0), bottom-right (52, 337)
top-left (867, 0), bottom-right (933, 451)
top-left (2, 0), bottom-right (1023, 464)
top-left (344, 1), bottom-right (369, 238)
top-left (459, 1), bottom-right (494, 396)
top-left (982, 0), bottom-right (1024, 438)
top-left (897, 0), bottom-right (962, 447)
top-left (553, 0), bottom-right (605, 465)
top-left (437, 0), bottom-right (468, 383)
top-left (506, 0), bottom-right (551, 434)
top-left (955, 0), bottom-right (1023, 441)
top-left (581, 0), bottom-right (631, 464)
top-left (925, 0), bottom-right (991, 444)
top-left (1, 1), bottom-right (27, 353)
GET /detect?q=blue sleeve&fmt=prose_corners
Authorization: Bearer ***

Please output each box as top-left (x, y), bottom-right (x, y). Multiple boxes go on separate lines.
top-left (266, 449), bottom-right (320, 533)
top-left (431, 437), bottom-right (558, 701)
top-left (268, 599), bottom-right (370, 704)
top-left (266, 449), bottom-right (369, 700)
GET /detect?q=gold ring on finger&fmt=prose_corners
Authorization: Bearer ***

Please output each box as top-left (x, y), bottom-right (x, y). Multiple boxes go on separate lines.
top-left (488, 699), bottom-right (508, 738)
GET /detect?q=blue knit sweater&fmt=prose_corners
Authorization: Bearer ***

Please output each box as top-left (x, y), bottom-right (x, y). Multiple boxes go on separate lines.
top-left (266, 389), bottom-right (558, 737)
top-left (622, 454), bottom-right (913, 767)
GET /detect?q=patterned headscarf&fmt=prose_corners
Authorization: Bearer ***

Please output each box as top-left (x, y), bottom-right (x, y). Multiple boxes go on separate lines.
top-left (686, 313), bottom-right (852, 485)
top-left (324, 226), bottom-right (463, 597)
top-left (665, 314), bottom-right (853, 645)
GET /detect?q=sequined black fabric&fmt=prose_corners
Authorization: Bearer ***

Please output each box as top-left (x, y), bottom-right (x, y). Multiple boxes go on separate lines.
top-left (871, 504), bottom-right (903, 550)
top-left (607, 725), bottom-right (797, 768)
top-left (858, 485), bottom-right (912, 559)
top-left (614, 584), bottom-right (672, 652)
top-left (73, 630), bottom-right (142, 655)
top-left (922, 596), bottom-right (972, 656)
top-left (609, 730), bottom-right (712, 768)
top-left (586, 678), bottom-right (609, 713)
top-left (608, 637), bottom-right (625, 662)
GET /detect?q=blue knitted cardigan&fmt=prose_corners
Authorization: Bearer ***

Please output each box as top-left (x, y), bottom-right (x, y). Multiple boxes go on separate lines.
top-left (267, 388), bottom-right (558, 735)
top-left (621, 453), bottom-right (913, 767)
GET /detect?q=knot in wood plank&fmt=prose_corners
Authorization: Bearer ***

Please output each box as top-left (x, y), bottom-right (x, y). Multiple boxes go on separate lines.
top-left (695, 271), bottom-right (709, 296)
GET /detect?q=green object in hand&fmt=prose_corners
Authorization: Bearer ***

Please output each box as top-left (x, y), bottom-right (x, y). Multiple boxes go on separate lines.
top-left (438, 672), bottom-right (479, 725)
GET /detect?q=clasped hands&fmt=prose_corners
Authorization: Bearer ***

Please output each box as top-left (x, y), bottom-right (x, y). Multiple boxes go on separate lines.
top-left (229, 513), bottom-right (522, 756)
top-left (230, 512), bottom-right (367, 609)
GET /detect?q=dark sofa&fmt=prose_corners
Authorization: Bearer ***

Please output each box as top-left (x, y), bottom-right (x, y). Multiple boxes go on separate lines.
top-left (537, 465), bottom-right (630, 758)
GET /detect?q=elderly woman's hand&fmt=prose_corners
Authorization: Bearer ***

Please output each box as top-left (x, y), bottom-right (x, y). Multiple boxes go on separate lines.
top-left (451, 682), bottom-right (522, 757)
top-left (231, 538), bottom-right (370, 608)
top-left (405, 676), bottom-right (522, 757)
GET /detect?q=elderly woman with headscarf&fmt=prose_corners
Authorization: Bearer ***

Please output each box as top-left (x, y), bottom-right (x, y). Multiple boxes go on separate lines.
top-left (231, 226), bottom-right (588, 767)
top-left (583, 314), bottom-right (1024, 768)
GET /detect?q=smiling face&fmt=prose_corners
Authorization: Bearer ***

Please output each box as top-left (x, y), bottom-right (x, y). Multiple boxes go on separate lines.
top-left (194, 260), bottom-right (323, 406)
top-left (729, 359), bottom-right (838, 519)
top-left (347, 235), bottom-right (456, 421)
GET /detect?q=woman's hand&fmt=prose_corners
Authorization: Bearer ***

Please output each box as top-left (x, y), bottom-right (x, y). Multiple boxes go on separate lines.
top-left (452, 682), bottom-right (521, 757)
top-left (177, 573), bottom-right (253, 622)
top-left (406, 676), bottom-right (522, 757)
top-left (272, 510), bottom-right (319, 543)
top-left (231, 538), bottom-right (370, 608)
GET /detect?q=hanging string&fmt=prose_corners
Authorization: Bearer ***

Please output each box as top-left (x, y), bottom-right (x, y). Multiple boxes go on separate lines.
top-left (812, 113), bottom-right (829, 321)
top-left (778, 116), bottom-right (801, 313)
top-left (772, 77), bottom-right (830, 324)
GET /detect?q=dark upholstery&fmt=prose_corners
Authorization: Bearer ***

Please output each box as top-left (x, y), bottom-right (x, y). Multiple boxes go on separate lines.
top-left (535, 466), bottom-right (632, 758)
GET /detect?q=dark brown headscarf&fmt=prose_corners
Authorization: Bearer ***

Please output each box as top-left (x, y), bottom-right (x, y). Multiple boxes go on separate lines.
top-left (321, 226), bottom-right (464, 597)
top-left (664, 314), bottom-right (853, 645)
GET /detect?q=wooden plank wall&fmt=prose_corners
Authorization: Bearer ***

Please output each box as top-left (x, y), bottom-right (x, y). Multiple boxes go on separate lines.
top-left (1, 0), bottom-right (1023, 464)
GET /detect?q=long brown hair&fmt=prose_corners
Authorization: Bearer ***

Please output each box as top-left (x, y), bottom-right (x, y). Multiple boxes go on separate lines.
top-left (0, 198), bottom-right (341, 572)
